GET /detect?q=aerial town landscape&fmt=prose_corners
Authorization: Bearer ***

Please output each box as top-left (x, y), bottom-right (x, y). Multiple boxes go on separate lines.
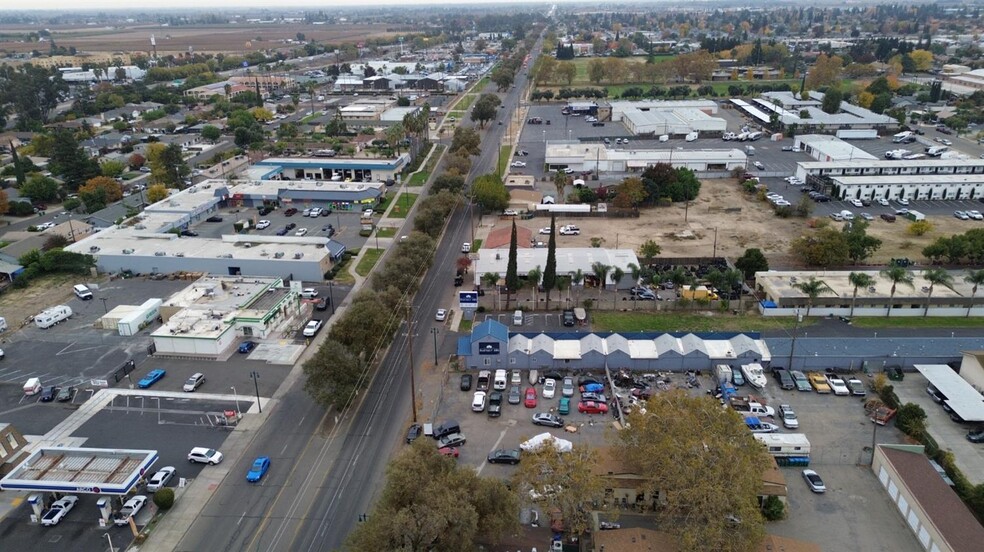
top-left (1, 1), bottom-right (984, 551)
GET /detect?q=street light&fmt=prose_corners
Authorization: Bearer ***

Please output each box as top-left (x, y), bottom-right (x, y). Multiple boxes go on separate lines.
top-left (100, 297), bottom-right (109, 314)
top-left (787, 308), bottom-right (802, 370)
top-left (430, 327), bottom-right (439, 366)
top-left (250, 371), bottom-right (262, 413)
top-left (231, 386), bottom-right (241, 417)
top-left (328, 280), bottom-right (335, 315)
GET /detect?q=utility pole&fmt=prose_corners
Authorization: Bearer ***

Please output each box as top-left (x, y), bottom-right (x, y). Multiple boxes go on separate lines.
top-left (787, 308), bottom-right (801, 369)
top-left (406, 302), bottom-right (418, 423)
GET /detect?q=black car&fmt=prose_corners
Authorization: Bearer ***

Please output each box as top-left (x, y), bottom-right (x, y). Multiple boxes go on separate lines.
top-left (507, 385), bottom-right (521, 404)
top-left (320, 208), bottom-right (332, 216)
top-left (460, 374), bottom-right (473, 391)
top-left (258, 207), bottom-right (272, 216)
top-left (773, 369), bottom-right (795, 390)
top-left (40, 386), bottom-right (58, 402)
top-left (286, 223), bottom-right (297, 231)
top-left (206, 216), bottom-right (223, 223)
top-left (276, 227), bottom-right (289, 236)
top-left (315, 298), bottom-right (329, 311)
top-left (487, 448), bottom-right (521, 465)
top-left (562, 309), bottom-right (575, 327)
top-left (967, 429), bottom-right (984, 443)
top-left (180, 229), bottom-right (199, 237)
top-left (406, 423), bottom-right (422, 443)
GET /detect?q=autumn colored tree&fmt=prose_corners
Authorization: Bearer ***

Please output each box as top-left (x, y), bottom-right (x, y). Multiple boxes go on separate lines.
top-left (79, 176), bottom-right (123, 202)
top-left (805, 53), bottom-right (844, 90)
top-left (146, 184), bottom-right (169, 203)
top-left (512, 442), bottom-right (605, 536)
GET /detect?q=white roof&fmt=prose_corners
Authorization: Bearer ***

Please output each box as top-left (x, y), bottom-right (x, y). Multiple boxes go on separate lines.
top-left (794, 134), bottom-right (878, 161)
top-left (553, 340), bottom-right (582, 360)
top-left (915, 364), bottom-right (984, 422)
top-left (474, 248), bottom-right (639, 286)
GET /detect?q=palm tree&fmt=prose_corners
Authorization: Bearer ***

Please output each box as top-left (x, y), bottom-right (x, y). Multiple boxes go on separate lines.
top-left (482, 272), bottom-right (500, 310)
top-left (571, 269), bottom-right (584, 306)
top-left (723, 268), bottom-right (744, 312)
top-left (592, 262), bottom-right (611, 298)
top-left (527, 265), bottom-right (543, 310)
top-left (922, 268), bottom-right (954, 317)
top-left (880, 266), bottom-right (914, 317)
top-left (793, 277), bottom-right (828, 319)
top-left (611, 266), bottom-right (625, 308)
top-left (847, 272), bottom-right (874, 317)
top-left (963, 269), bottom-right (984, 317)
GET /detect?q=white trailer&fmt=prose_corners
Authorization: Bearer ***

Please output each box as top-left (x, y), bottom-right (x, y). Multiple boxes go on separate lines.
top-left (753, 433), bottom-right (812, 466)
top-left (715, 364), bottom-right (733, 386)
top-left (34, 305), bottom-right (73, 329)
top-left (836, 129), bottom-right (878, 140)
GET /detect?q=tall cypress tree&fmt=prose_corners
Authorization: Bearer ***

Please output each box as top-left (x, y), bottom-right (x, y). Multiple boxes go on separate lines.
top-left (542, 214), bottom-right (557, 310)
top-left (505, 219), bottom-right (520, 310)
top-left (255, 79), bottom-right (263, 107)
top-left (9, 141), bottom-right (25, 185)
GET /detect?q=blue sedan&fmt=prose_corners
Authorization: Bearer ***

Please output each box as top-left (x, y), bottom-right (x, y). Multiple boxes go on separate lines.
top-left (246, 456), bottom-right (271, 482)
top-left (137, 369), bottom-right (166, 389)
top-left (238, 341), bottom-right (257, 354)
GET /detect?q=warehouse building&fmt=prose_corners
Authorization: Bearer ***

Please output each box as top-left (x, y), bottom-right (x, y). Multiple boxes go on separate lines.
top-left (734, 92), bottom-right (896, 131)
top-left (796, 158), bottom-right (984, 201)
top-left (609, 100), bottom-right (726, 136)
top-left (252, 155), bottom-right (410, 183)
top-left (227, 179), bottom-right (385, 210)
top-left (456, 319), bottom-right (770, 372)
top-left (793, 134), bottom-right (878, 162)
top-left (544, 142), bottom-right (747, 174)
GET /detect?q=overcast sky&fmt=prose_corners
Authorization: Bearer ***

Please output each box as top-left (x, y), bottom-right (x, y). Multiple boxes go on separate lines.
top-left (3, 0), bottom-right (551, 11)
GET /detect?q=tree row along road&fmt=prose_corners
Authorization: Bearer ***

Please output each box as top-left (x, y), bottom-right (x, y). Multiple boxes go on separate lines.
top-left (177, 36), bottom-right (540, 552)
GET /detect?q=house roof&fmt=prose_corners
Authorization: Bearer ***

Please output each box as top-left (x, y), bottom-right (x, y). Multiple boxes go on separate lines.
top-left (879, 445), bottom-right (984, 552)
top-left (470, 319), bottom-right (508, 343)
top-left (592, 528), bottom-right (676, 552)
top-left (484, 224), bottom-right (532, 250)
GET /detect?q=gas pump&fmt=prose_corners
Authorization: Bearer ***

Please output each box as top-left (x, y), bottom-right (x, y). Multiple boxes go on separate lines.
top-left (96, 496), bottom-right (114, 526)
top-left (27, 494), bottom-right (43, 523)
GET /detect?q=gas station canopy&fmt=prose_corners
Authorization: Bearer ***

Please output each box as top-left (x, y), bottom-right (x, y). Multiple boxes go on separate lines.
top-left (0, 447), bottom-right (158, 495)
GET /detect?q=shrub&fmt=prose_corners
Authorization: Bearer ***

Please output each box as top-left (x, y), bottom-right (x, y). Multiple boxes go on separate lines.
top-left (895, 402), bottom-right (927, 435)
top-left (907, 220), bottom-right (933, 236)
top-left (762, 495), bottom-right (785, 521)
top-left (154, 488), bottom-right (175, 510)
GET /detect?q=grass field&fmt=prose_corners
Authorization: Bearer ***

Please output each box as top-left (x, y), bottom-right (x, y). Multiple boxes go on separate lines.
top-left (454, 94), bottom-right (476, 111)
top-left (851, 316), bottom-right (984, 329)
top-left (497, 145), bottom-right (511, 176)
top-left (389, 193), bottom-right (418, 218)
top-left (375, 227), bottom-right (397, 238)
top-left (355, 248), bottom-right (384, 277)
top-left (407, 144), bottom-right (445, 187)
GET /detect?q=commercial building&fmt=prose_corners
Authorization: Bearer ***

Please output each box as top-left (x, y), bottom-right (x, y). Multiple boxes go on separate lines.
top-left (872, 444), bottom-right (984, 552)
top-left (456, 319), bottom-right (770, 372)
top-left (795, 158), bottom-right (984, 201)
top-left (151, 275), bottom-right (302, 357)
top-left (609, 100), bottom-right (727, 136)
top-left (544, 142), bottom-right (747, 174)
top-left (473, 247), bottom-right (640, 289)
top-left (227, 179), bottom-right (385, 210)
top-left (793, 134), bottom-right (878, 162)
top-left (755, 269), bottom-right (984, 317)
top-left (734, 92), bottom-right (897, 131)
top-left (252, 154), bottom-right (410, 183)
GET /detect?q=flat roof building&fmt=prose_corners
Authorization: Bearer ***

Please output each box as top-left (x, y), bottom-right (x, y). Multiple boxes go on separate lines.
top-left (254, 155), bottom-right (410, 183)
top-left (609, 100), bottom-right (726, 136)
top-left (544, 142), bottom-right (747, 174)
top-left (794, 134), bottom-right (878, 162)
top-left (474, 248), bottom-right (640, 289)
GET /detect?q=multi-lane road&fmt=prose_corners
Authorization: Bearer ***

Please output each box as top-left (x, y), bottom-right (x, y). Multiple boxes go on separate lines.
top-left (176, 38), bottom-right (541, 552)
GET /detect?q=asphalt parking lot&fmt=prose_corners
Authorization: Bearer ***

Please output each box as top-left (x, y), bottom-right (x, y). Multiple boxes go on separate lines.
top-left (189, 206), bottom-right (370, 251)
top-left (425, 366), bottom-right (923, 551)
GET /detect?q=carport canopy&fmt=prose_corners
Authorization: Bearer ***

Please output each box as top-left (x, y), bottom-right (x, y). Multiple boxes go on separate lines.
top-left (0, 447), bottom-right (158, 495)
top-left (915, 364), bottom-right (984, 422)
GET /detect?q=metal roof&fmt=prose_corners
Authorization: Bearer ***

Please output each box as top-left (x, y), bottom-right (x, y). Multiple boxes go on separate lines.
top-left (915, 364), bottom-right (984, 422)
top-left (0, 447), bottom-right (158, 495)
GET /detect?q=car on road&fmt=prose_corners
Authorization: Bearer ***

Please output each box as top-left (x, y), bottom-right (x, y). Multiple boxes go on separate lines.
top-left (578, 400), bottom-right (609, 414)
top-left (968, 210), bottom-right (984, 220)
top-left (563, 309), bottom-right (576, 326)
top-left (114, 495), bottom-right (148, 526)
top-left (508, 385), bottom-right (522, 404)
top-left (188, 447), bottom-right (223, 465)
top-left (845, 377), bottom-right (866, 396)
top-left (488, 391), bottom-right (503, 418)
top-left (461, 242), bottom-right (471, 253)
top-left (206, 216), bottom-right (223, 223)
top-left (808, 372), bottom-right (832, 393)
top-left (559, 225), bottom-right (580, 235)
top-left (790, 370), bottom-right (812, 392)
top-left (302, 319), bottom-right (323, 337)
top-left (510, 161), bottom-right (527, 168)
top-left (146, 466), bottom-right (175, 492)
top-left (460, 374), bottom-right (472, 391)
top-left (561, 377), bottom-right (575, 397)
top-left (437, 433), bottom-right (466, 448)
top-left (472, 391), bottom-right (487, 412)
top-left (581, 392), bottom-right (607, 403)
top-left (778, 404), bottom-right (799, 429)
top-left (286, 222), bottom-right (297, 231)
top-left (435, 308), bottom-right (448, 321)
top-left (295, 228), bottom-right (309, 236)
top-left (138, 369), bottom-right (166, 389)
top-left (542, 378), bottom-right (556, 399)
top-left (532, 412), bottom-right (565, 427)
top-left (880, 213), bottom-right (897, 222)
top-left (898, 198), bottom-right (910, 206)
top-left (41, 495), bottom-right (79, 526)
top-left (183, 373), bottom-right (206, 392)
top-left (487, 448), bottom-right (522, 465)
top-left (514, 150), bottom-right (529, 157)
top-left (802, 469), bottom-right (826, 493)
top-left (56, 386), bottom-right (75, 402)
top-left (731, 369), bottom-right (745, 387)
top-left (406, 423), bottom-right (422, 443)
top-left (180, 229), bottom-right (199, 236)
top-left (246, 456), bottom-right (271, 482)
top-left (256, 220), bottom-right (271, 229)
top-left (849, 199), bottom-right (864, 208)
top-left (315, 298), bottom-right (329, 311)
top-left (238, 340), bottom-right (257, 354)
top-left (524, 387), bottom-right (538, 408)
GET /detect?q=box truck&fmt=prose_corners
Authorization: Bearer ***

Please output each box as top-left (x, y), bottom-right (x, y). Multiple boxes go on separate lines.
top-left (34, 305), bottom-right (73, 329)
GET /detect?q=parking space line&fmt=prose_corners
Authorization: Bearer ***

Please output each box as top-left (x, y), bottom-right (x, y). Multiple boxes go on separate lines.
top-left (476, 427), bottom-right (510, 476)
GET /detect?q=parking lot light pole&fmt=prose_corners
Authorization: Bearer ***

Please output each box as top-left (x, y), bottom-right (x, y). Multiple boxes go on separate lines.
top-left (328, 280), bottom-right (335, 314)
top-left (250, 371), bottom-right (262, 413)
top-left (430, 328), bottom-right (439, 366)
top-left (100, 297), bottom-right (109, 313)
top-left (231, 386), bottom-right (240, 417)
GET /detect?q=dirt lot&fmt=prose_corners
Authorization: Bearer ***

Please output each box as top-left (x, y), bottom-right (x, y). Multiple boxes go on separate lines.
top-left (0, 23), bottom-right (396, 55)
top-left (0, 274), bottom-right (84, 333)
top-left (500, 179), bottom-right (971, 269)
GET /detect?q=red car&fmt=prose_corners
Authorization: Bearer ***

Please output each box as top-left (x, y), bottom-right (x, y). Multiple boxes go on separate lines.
top-left (524, 387), bottom-right (538, 408)
top-left (578, 401), bottom-right (608, 414)
top-left (438, 446), bottom-right (459, 458)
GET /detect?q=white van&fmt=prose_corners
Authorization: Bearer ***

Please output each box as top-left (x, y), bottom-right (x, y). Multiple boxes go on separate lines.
top-left (685, 131), bottom-right (698, 142)
top-left (73, 284), bottom-right (93, 300)
top-left (658, 134), bottom-right (669, 142)
top-left (24, 377), bottom-right (42, 395)
top-left (493, 369), bottom-right (507, 391)
top-left (513, 310), bottom-right (523, 326)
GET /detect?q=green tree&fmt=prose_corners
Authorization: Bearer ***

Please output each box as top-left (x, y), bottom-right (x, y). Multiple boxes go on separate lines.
top-left (542, 215), bottom-right (557, 309)
top-left (0, 64), bottom-right (67, 130)
top-left (512, 443), bottom-right (605, 537)
top-left (505, 220), bottom-right (520, 309)
top-left (613, 390), bottom-right (769, 552)
top-left (734, 248), bottom-right (768, 280)
top-left (431, 174), bottom-right (465, 195)
top-left (790, 227), bottom-right (849, 267)
top-left (592, 262), bottom-right (611, 296)
top-left (470, 94), bottom-right (500, 128)
top-left (963, 269), bottom-right (984, 317)
top-left (614, 176), bottom-right (647, 207)
top-left (610, 266), bottom-right (625, 307)
top-left (848, 272), bottom-right (875, 317)
top-left (843, 220), bottom-right (882, 264)
top-left (19, 175), bottom-right (60, 203)
top-left (587, 58), bottom-right (606, 84)
top-left (346, 440), bottom-right (518, 551)
top-left (552, 171), bottom-right (569, 203)
top-left (49, 128), bottom-right (99, 190)
top-left (149, 143), bottom-right (190, 188)
top-left (100, 159), bottom-right (125, 178)
top-left (471, 174), bottom-right (509, 213)
top-left (921, 267), bottom-right (954, 317)
top-left (880, 266), bottom-right (914, 317)
top-left (793, 276), bottom-right (829, 319)
top-left (327, 291), bottom-right (394, 360)
top-left (450, 126), bottom-right (481, 156)
top-left (303, 338), bottom-right (367, 411)
top-left (385, 122), bottom-right (406, 153)
top-left (201, 124), bottom-right (221, 142)
top-left (821, 88), bottom-right (843, 114)
top-left (9, 141), bottom-right (26, 185)
top-left (527, 265), bottom-right (543, 306)
top-left (490, 67), bottom-right (513, 91)
top-left (153, 488), bottom-right (175, 511)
